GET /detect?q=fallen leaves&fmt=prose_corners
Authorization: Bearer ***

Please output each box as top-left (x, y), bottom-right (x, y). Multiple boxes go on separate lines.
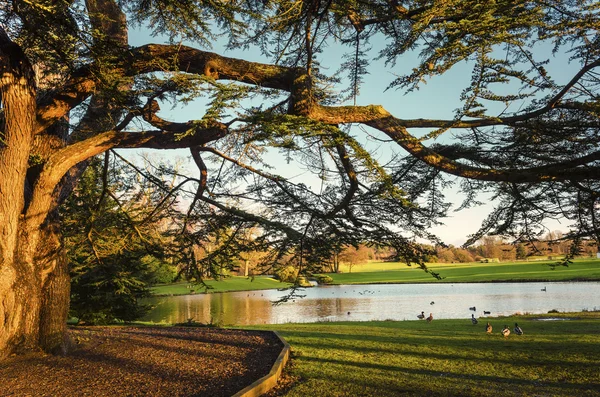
top-left (1, 326), bottom-right (283, 397)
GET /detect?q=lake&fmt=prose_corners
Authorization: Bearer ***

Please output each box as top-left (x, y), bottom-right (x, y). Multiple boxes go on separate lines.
top-left (141, 282), bottom-right (600, 325)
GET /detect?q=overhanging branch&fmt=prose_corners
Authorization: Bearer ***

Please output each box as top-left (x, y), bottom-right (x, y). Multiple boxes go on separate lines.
top-left (310, 104), bottom-right (600, 183)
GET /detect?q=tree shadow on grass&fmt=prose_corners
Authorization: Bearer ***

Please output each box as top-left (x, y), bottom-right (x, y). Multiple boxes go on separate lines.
top-left (294, 354), bottom-right (600, 396)
top-left (279, 328), bottom-right (598, 365)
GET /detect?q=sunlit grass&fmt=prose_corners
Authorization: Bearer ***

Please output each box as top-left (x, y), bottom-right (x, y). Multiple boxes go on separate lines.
top-left (151, 259), bottom-right (600, 295)
top-left (151, 276), bottom-right (290, 295)
top-left (327, 258), bottom-right (600, 284)
top-left (250, 312), bottom-right (600, 396)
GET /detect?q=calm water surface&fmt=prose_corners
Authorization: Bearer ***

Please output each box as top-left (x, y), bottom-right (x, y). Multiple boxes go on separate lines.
top-left (141, 282), bottom-right (600, 325)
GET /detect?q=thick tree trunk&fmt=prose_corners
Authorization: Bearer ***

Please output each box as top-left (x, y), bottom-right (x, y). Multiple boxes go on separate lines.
top-left (0, 212), bottom-right (45, 356)
top-left (29, 113), bottom-right (72, 355)
top-left (13, 0), bottom-right (132, 357)
top-left (0, 211), bottom-right (70, 359)
top-left (0, 29), bottom-right (40, 359)
top-left (0, 258), bottom-right (43, 357)
top-left (1, 169), bottom-right (72, 359)
top-left (38, 212), bottom-right (71, 354)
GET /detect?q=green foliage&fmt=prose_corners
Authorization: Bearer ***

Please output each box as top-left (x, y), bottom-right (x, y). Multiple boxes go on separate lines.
top-left (127, 0), bottom-right (249, 45)
top-left (274, 265), bottom-right (298, 283)
top-left (27, 154), bottom-right (44, 166)
top-left (296, 275), bottom-right (312, 287)
top-left (151, 276), bottom-right (289, 295)
top-left (63, 155), bottom-right (177, 324)
top-left (313, 274), bottom-right (333, 285)
top-left (68, 252), bottom-right (152, 325)
top-left (142, 255), bottom-right (177, 284)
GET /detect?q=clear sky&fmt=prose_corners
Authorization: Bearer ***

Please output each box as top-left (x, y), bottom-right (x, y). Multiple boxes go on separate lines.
top-left (127, 27), bottom-right (572, 247)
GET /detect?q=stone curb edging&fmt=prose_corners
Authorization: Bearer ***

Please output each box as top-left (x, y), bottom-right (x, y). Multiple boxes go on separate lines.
top-left (232, 331), bottom-right (291, 397)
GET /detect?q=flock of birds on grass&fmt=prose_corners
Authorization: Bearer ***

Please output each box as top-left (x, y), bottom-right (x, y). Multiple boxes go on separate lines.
top-left (417, 306), bottom-right (525, 337)
top-left (416, 311), bottom-right (434, 322)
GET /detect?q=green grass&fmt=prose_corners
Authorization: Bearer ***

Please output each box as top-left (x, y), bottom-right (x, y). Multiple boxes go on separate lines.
top-left (151, 275), bottom-right (290, 296)
top-left (249, 312), bottom-right (600, 397)
top-left (327, 258), bottom-right (600, 284)
top-left (151, 259), bottom-right (600, 295)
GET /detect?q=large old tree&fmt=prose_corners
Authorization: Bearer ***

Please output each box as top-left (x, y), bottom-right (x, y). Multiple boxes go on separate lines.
top-left (0, 0), bottom-right (599, 357)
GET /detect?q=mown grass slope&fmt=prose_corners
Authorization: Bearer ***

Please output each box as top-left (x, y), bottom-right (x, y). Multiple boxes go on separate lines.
top-left (151, 259), bottom-right (600, 295)
top-left (252, 312), bottom-right (600, 396)
top-left (151, 275), bottom-right (289, 295)
top-left (327, 258), bottom-right (600, 284)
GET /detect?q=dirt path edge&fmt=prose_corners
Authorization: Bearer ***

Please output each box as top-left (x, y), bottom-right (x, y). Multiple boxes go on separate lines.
top-left (232, 331), bottom-right (290, 397)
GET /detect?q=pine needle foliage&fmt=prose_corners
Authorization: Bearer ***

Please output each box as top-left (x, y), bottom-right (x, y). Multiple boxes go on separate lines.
top-left (63, 154), bottom-right (177, 324)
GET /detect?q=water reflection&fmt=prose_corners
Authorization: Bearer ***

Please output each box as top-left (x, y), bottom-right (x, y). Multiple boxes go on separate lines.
top-left (146, 292), bottom-right (275, 325)
top-left (141, 282), bottom-right (600, 325)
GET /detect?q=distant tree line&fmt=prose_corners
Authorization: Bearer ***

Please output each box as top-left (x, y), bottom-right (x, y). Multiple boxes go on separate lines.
top-left (422, 233), bottom-right (597, 264)
top-left (311, 233), bottom-right (598, 270)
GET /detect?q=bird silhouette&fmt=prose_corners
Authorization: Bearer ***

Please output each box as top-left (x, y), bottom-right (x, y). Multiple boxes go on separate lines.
top-left (469, 306), bottom-right (476, 311)
top-left (514, 323), bottom-right (523, 335)
top-left (426, 313), bottom-right (433, 322)
top-left (501, 325), bottom-right (511, 338)
top-left (417, 311), bottom-right (425, 320)
top-left (483, 310), bottom-right (491, 315)
top-left (485, 322), bottom-right (493, 333)
top-left (430, 301), bottom-right (435, 305)
top-left (471, 314), bottom-right (478, 325)
top-left (541, 287), bottom-right (547, 292)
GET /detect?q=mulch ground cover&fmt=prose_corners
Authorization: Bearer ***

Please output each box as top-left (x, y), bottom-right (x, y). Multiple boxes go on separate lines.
top-left (1, 326), bottom-right (283, 397)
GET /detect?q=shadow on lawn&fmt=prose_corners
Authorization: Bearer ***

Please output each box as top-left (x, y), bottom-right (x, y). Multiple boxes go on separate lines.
top-left (283, 331), bottom-right (600, 370)
top-left (275, 319), bottom-right (600, 370)
top-left (293, 354), bottom-right (600, 396)
top-left (268, 318), bottom-right (600, 396)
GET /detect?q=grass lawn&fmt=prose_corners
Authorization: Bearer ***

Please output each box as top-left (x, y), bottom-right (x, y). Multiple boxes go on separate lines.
top-left (151, 275), bottom-right (290, 295)
top-left (150, 259), bottom-right (600, 295)
top-left (327, 258), bottom-right (600, 284)
top-left (250, 312), bottom-right (600, 396)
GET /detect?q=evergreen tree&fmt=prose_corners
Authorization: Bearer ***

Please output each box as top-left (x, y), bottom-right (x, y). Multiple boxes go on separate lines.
top-left (62, 153), bottom-right (176, 324)
top-left (0, 0), bottom-right (599, 357)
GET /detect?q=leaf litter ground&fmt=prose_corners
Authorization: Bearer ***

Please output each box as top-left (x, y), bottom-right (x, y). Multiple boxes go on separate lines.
top-left (1, 326), bottom-right (283, 397)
